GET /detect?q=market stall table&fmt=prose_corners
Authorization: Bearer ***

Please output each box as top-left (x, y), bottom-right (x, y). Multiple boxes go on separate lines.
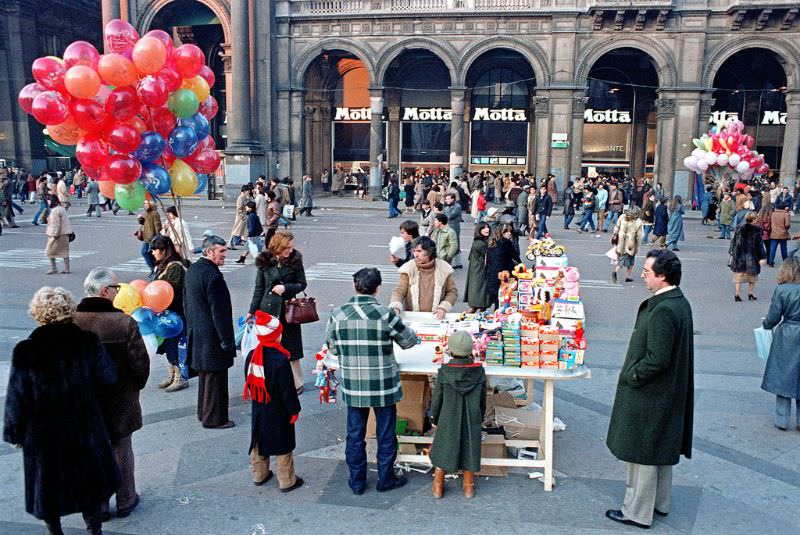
top-left (395, 312), bottom-right (591, 491)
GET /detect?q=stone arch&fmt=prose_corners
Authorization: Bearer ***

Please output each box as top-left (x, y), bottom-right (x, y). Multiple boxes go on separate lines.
top-left (137, 0), bottom-right (231, 44)
top-left (375, 37), bottom-right (459, 86)
top-left (457, 37), bottom-right (550, 87)
top-left (292, 38), bottom-right (378, 88)
top-left (702, 36), bottom-right (800, 89)
top-left (575, 36), bottom-right (678, 88)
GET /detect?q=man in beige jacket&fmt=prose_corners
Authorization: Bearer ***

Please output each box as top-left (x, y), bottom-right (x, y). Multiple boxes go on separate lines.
top-left (390, 236), bottom-right (458, 320)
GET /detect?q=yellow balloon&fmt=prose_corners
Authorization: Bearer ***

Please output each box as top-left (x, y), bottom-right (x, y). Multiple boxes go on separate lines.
top-left (180, 75), bottom-right (210, 103)
top-left (170, 159), bottom-right (198, 196)
top-left (113, 283), bottom-right (142, 315)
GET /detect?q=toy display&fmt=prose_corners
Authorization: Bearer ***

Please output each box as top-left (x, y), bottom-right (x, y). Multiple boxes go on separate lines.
top-left (313, 345), bottom-right (339, 404)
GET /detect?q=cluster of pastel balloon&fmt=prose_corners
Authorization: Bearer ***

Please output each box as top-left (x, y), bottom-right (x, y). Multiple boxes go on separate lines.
top-left (683, 119), bottom-right (768, 180)
top-left (17, 19), bottom-right (220, 211)
top-left (113, 279), bottom-right (183, 357)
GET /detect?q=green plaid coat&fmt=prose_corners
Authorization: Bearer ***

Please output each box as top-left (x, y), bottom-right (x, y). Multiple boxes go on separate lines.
top-left (325, 295), bottom-right (417, 407)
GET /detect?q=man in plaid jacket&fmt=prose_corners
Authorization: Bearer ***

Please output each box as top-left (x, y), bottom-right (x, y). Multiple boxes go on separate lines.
top-left (325, 268), bottom-right (417, 495)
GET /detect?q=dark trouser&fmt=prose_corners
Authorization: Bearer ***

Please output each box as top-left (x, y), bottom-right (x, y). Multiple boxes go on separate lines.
top-left (111, 433), bottom-right (137, 511)
top-left (265, 227), bottom-right (277, 248)
top-left (345, 405), bottom-right (397, 492)
top-left (769, 239), bottom-right (788, 265)
top-left (87, 204), bottom-right (101, 217)
top-left (536, 214), bottom-right (548, 238)
top-left (563, 213), bottom-right (574, 228)
top-left (141, 242), bottom-right (155, 271)
top-left (33, 200), bottom-right (50, 223)
top-left (580, 210), bottom-right (596, 231)
top-left (45, 504), bottom-right (103, 535)
top-left (197, 370), bottom-right (229, 427)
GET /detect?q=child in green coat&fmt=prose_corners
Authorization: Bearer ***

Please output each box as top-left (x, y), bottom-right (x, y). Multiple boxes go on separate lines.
top-left (430, 330), bottom-right (487, 499)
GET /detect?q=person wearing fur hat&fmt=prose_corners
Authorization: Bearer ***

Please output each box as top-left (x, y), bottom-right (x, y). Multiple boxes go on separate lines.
top-left (430, 331), bottom-right (487, 499)
top-left (243, 311), bottom-right (304, 492)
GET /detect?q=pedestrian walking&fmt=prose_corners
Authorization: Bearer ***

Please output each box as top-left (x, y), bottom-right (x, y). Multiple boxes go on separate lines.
top-left (184, 235), bottom-right (237, 429)
top-left (32, 177), bottom-right (50, 226)
top-left (44, 195), bottom-right (73, 274)
top-left (596, 183), bottom-right (608, 232)
top-left (403, 178), bottom-right (415, 214)
top-left (442, 194), bottom-right (463, 268)
top-left (247, 230), bottom-right (308, 392)
top-left (390, 220), bottom-right (419, 268)
top-left (532, 185), bottom-right (553, 239)
top-left (141, 199), bottom-right (162, 274)
top-left (612, 206), bottom-right (644, 283)
top-left (325, 268), bottom-right (418, 495)
top-left (563, 183), bottom-right (576, 229)
top-left (729, 213), bottom-right (767, 302)
top-left (768, 206), bottom-right (791, 267)
top-left (236, 201), bottom-right (264, 264)
top-left (605, 183), bottom-right (625, 231)
top-left (429, 213), bottom-right (459, 266)
top-left (387, 178), bottom-right (400, 218)
top-left (577, 188), bottom-right (597, 233)
top-left (320, 168), bottom-right (330, 193)
top-left (700, 187), bottom-right (715, 225)
top-left (606, 250), bottom-right (694, 529)
top-left (163, 206), bottom-right (194, 260)
top-left (718, 192), bottom-right (735, 239)
top-left (331, 168), bottom-right (344, 195)
top-left (298, 175), bottom-right (314, 216)
top-left (73, 268), bottom-right (150, 519)
top-left (486, 224), bottom-right (521, 310)
top-left (641, 192), bottom-right (655, 244)
top-left (56, 176), bottom-right (71, 210)
top-left (761, 257), bottom-right (800, 430)
top-left (465, 222), bottom-right (491, 312)
top-left (229, 184), bottom-right (251, 249)
top-left (85, 178), bottom-right (102, 217)
top-left (3, 287), bottom-right (119, 535)
top-left (665, 196), bottom-right (685, 251)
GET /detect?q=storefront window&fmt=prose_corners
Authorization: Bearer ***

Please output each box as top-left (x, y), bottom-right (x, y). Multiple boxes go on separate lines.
top-left (401, 123), bottom-right (450, 163)
top-left (472, 68), bottom-right (530, 109)
top-left (333, 123), bottom-right (370, 162)
top-left (471, 122), bottom-right (528, 157)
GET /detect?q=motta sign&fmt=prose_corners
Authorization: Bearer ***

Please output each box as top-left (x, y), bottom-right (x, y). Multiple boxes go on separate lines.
top-left (472, 107), bottom-right (527, 121)
top-left (583, 109), bottom-right (632, 123)
top-left (708, 110), bottom-right (788, 125)
top-left (334, 107), bottom-right (373, 121)
top-left (402, 107), bottom-right (452, 121)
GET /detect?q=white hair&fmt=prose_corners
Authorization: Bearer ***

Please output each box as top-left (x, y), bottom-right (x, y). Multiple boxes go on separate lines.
top-left (83, 267), bottom-right (118, 297)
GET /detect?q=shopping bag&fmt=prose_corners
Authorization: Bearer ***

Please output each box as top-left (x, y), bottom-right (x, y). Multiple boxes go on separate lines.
top-left (753, 326), bottom-right (772, 360)
top-left (234, 316), bottom-right (247, 348)
top-left (247, 238), bottom-right (261, 256)
top-left (604, 247), bottom-right (618, 262)
top-left (282, 204), bottom-right (295, 219)
top-left (240, 321), bottom-right (258, 358)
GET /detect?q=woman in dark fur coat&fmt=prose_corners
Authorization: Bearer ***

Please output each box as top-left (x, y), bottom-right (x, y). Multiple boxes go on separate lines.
top-left (3, 287), bottom-right (119, 535)
top-left (729, 212), bottom-right (767, 301)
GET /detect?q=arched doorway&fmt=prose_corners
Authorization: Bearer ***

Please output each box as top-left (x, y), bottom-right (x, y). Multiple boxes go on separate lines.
top-left (303, 51), bottom-right (373, 187)
top-left (583, 48), bottom-right (658, 180)
top-left (147, 0), bottom-right (227, 150)
top-left (711, 48), bottom-right (788, 174)
top-left (464, 49), bottom-right (535, 173)
top-left (383, 50), bottom-right (452, 177)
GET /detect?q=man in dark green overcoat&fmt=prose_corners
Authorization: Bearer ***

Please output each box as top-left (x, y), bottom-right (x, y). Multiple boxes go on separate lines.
top-left (605, 249), bottom-right (694, 529)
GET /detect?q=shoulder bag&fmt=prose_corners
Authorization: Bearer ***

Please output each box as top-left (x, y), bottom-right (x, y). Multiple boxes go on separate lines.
top-left (285, 292), bottom-right (319, 324)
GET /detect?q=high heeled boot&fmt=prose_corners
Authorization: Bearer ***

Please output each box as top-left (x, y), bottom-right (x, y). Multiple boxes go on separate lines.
top-left (432, 468), bottom-right (445, 498)
top-left (462, 470), bottom-right (475, 499)
top-left (61, 257), bottom-right (70, 274)
top-left (158, 365), bottom-right (176, 388)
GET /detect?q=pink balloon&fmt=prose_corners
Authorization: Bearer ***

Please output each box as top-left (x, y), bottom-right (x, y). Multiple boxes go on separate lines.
top-left (156, 67), bottom-right (182, 92)
top-left (32, 57), bottom-right (66, 92)
top-left (18, 83), bottom-right (46, 114)
top-left (137, 75), bottom-right (169, 108)
top-left (197, 96), bottom-right (218, 120)
top-left (172, 44), bottom-right (204, 77)
top-left (143, 30), bottom-right (173, 54)
top-left (198, 65), bottom-right (215, 88)
top-left (63, 41), bottom-right (100, 69)
top-left (31, 90), bottom-right (70, 125)
top-left (104, 19), bottom-right (139, 54)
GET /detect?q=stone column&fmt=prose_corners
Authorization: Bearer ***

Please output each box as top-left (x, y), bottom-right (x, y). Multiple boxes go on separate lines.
top-left (387, 106), bottom-right (401, 172)
top-left (304, 105), bottom-right (315, 179)
top-left (654, 96), bottom-right (677, 194)
top-left (101, 0), bottom-right (120, 28)
top-left (369, 87), bottom-right (385, 199)
top-left (544, 88), bottom-right (575, 192)
top-left (449, 87), bottom-right (467, 178)
top-left (779, 90), bottom-right (800, 187)
top-left (569, 95), bottom-right (588, 179)
top-left (290, 90), bottom-right (305, 182)
top-left (533, 95), bottom-right (551, 179)
top-left (630, 107), bottom-right (650, 180)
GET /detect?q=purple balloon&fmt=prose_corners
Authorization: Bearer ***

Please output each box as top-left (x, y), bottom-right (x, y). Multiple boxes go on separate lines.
top-left (167, 125), bottom-right (198, 157)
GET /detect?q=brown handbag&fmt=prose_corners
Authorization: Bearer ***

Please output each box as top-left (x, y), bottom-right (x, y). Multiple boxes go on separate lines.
top-left (285, 292), bottom-right (319, 324)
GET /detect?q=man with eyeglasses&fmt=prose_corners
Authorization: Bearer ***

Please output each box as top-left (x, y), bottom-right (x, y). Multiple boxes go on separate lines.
top-left (73, 267), bottom-right (150, 519)
top-left (605, 249), bottom-right (695, 529)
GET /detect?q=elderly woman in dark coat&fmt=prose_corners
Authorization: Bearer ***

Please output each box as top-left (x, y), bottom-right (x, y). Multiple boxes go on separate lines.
top-left (248, 230), bottom-right (308, 393)
top-left (485, 223), bottom-right (521, 310)
top-left (729, 212), bottom-right (767, 302)
top-left (465, 222), bottom-right (491, 312)
top-left (3, 287), bottom-right (119, 535)
top-left (761, 257), bottom-right (800, 430)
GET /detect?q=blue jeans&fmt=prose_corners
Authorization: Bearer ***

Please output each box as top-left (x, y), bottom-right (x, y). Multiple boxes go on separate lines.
top-left (579, 210), bottom-right (596, 231)
top-left (33, 200), bottom-right (50, 224)
top-left (141, 242), bottom-right (155, 270)
top-left (642, 224), bottom-right (653, 244)
top-left (775, 396), bottom-right (800, 429)
top-left (388, 198), bottom-right (399, 218)
top-left (769, 239), bottom-right (788, 265)
top-left (606, 210), bottom-right (621, 230)
top-left (563, 213), bottom-right (574, 228)
top-left (536, 214), bottom-right (548, 239)
top-left (720, 224), bottom-right (731, 239)
top-left (346, 405), bottom-right (397, 492)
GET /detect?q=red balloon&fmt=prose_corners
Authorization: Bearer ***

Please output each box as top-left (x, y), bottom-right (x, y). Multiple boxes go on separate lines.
top-left (105, 86), bottom-right (140, 120)
top-left (105, 153), bottom-right (142, 184)
top-left (18, 83), bottom-right (46, 114)
top-left (63, 41), bottom-right (100, 69)
top-left (107, 122), bottom-right (141, 153)
top-left (127, 115), bottom-right (147, 135)
top-left (190, 148), bottom-right (220, 174)
top-left (172, 44), bottom-right (204, 77)
top-left (70, 98), bottom-right (109, 132)
top-left (83, 165), bottom-right (103, 180)
top-left (160, 144), bottom-right (176, 167)
top-left (156, 67), bottom-right (182, 92)
top-left (143, 30), bottom-right (173, 54)
top-left (137, 75), bottom-right (169, 107)
top-left (76, 133), bottom-right (111, 168)
top-left (197, 96), bottom-right (218, 120)
top-left (104, 19), bottom-right (139, 54)
top-left (198, 65), bottom-right (215, 88)
top-left (151, 107), bottom-right (176, 138)
top-left (32, 57), bottom-right (66, 92)
top-left (31, 91), bottom-right (70, 125)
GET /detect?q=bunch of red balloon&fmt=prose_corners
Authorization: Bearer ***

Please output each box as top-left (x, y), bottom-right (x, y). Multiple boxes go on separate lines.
top-left (17, 19), bottom-right (220, 212)
top-left (683, 119), bottom-right (768, 181)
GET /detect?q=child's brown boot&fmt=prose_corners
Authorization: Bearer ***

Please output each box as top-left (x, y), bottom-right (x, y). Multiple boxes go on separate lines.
top-left (462, 470), bottom-right (475, 499)
top-left (432, 468), bottom-right (445, 498)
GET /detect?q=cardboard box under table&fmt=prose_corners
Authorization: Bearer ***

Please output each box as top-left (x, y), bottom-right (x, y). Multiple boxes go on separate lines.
top-left (394, 312), bottom-right (591, 491)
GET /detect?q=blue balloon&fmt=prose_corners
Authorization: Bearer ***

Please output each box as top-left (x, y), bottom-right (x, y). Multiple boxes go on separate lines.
top-left (168, 125), bottom-right (199, 158)
top-left (140, 162), bottom-right (171, 196)
top-left (155, 310), bottom-right (184, 339)
top-left (178, 113), bottom-right (210, 141)
top-left (131, 307), bottom-right (158, 336)
top-left (133, 131), bottom-right (165, 163)
top-left (194, 173), bottom-right (208, 194)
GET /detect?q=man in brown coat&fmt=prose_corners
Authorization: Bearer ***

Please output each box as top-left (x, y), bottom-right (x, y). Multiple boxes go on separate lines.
top-left (769, 206), bottom-right (792, 267)
top-left (73, 267), bottom-right (150, 519)
top-left (142, 199), bottom-right (162, 274)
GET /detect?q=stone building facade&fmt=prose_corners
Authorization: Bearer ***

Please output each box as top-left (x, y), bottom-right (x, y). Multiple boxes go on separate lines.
top-left (9, 0), bottom-right (800, 197)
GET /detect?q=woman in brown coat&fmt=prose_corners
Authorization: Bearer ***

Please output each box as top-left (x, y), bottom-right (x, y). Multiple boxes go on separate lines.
top-left (768, 207), bottom-right (791, 267)
top-left (44, 195), bottom-right (73, 274)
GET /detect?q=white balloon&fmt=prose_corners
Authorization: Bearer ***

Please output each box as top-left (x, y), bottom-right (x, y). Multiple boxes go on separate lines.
top-left (683, 156), bottom-right (695, 170)
top-left (692, 148), bottom-right (704, 158)
top-left (736, 161), bottom-right (750, 173)
top-left (143, 333), bottom-right (158, 359)
top-left (704, 152), bottom-right (717, 165)
top-left (717, 154), bottom-right (729, 166)
top-left (728, 153), bottom-right (741, 166)
top-left (697, 161), bottom-right (709, 172)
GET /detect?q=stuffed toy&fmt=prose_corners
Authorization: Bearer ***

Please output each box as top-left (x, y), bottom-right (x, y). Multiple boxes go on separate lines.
top-left (562, 267), bottom-right (580, 297)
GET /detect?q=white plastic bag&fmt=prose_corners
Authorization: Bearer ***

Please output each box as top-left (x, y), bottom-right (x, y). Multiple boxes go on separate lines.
top-left (282, 204), bottom-right (295, 219)
top-left (753, 326), bottom-right (772, 360)
top-left (241, 321), bottom-right (259, 358)
top-left (604, 247), bottom-right (618, 262)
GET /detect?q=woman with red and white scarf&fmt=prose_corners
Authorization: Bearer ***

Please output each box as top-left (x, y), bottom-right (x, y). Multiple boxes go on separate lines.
top-left (243, 311), bottom-right (304, 492)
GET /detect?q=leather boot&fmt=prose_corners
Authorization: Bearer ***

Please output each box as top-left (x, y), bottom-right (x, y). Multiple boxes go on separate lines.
top-left (46, 258), bottom-right (58, 274)
top-left (165, 368), bottom-right (188, 392)
top-left (462, 470), bottom-right (475, 499)
top-left (61, 257), bottom-right (70, 274)
top-left (158, 365), bottom-right (176, 389)
top-left (432, 468), bottom-right (445, 498)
